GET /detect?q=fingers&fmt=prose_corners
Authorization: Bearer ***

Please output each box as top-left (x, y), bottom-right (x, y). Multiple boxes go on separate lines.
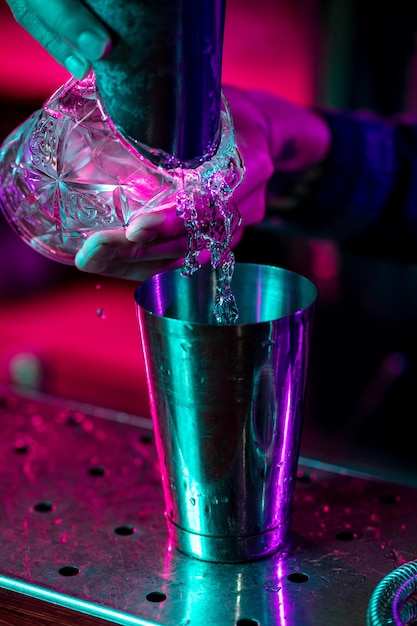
top-left (73, 195), bottom-right (242, 281)
top-left (7, 0), bottom-right (112, 78)
top-left (234, 181), bottom-right (269, 228)
top-left (78, 254), bottom-right (185, 282)
top-left (225, 84), bottom-right (331, 173)
top-left (125, 205), bottom-right (186, 243)
top-left (74, 228), bottom-right (188, 281)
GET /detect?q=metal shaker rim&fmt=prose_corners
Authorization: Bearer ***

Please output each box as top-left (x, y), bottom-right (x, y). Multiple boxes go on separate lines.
top-left (134, 262), bottom-right (318, 327)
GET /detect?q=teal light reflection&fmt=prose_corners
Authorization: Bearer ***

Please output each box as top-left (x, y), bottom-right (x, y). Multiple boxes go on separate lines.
top-left (0, 575), bottom-right (161, 626)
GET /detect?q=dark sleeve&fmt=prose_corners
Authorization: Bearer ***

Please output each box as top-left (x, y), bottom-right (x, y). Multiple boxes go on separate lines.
top-left (269, 109), bottom-right (417, 257)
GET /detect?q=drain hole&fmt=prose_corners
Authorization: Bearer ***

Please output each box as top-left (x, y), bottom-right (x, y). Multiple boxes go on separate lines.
top-left (34, 501), bottom-right (54, 513)
top-left (146, 591), bottom-right (166, 603)
top-left (335, 530), bottom-right (358, 541)
top-left (114, 525), bottom-right (137, 536)
top-left (66, 412), bottom-right (85, 425)
top-left (59, 565), bottom-right (80, 577)
top-left (288, 572), bottom-right (309, 583)
top-left (236, 619), bottom-right (260, 626)
top-left (296, 470), bottom-right (314, 483)
top-left (89, 465), bottom-right (107, 477)
top-left (379, 494), bottom-right (400, 504)
top-left (140, 433), bottom-right (153, 444)
top-left (14, 442), bottom-right (30, 454)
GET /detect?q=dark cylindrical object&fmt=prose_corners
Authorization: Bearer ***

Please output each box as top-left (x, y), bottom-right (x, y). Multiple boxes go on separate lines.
top-left (84, 0), bottom-right (226, 166)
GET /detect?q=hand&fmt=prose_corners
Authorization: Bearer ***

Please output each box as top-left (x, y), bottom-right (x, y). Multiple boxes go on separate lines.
top-left (74, 86), bottom-right (331, 281)
top-left (75, 204), bottom-right (189, 282)
top-left (6, 0), bottom-right (112, 78)
top-left (228, 86), bottom-right (331, 214)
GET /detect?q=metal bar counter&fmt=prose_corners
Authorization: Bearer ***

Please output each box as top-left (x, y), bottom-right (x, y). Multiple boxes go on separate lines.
top-left (0, 385), bottom-right (416, 626)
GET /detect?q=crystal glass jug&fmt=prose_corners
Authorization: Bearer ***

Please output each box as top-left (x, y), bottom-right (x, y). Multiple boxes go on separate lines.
top-left (0, 0), bottom-right (244, 270)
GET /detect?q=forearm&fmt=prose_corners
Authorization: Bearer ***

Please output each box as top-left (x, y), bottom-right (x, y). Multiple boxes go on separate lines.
top-left (267, 106), bottom-right (417, 248)
top-left (302, 109), bottom-right (398, 239)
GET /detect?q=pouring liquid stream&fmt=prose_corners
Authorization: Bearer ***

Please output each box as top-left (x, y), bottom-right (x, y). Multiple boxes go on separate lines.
top-left (176, 168), bottom-right (241, 325)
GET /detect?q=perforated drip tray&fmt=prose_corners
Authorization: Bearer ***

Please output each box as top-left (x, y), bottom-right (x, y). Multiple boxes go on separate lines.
top-left (0, 384), bottom-right (416, 626)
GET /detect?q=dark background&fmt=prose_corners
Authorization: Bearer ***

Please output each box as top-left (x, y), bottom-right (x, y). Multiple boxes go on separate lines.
top-left (1, 0), bottom-right (417, 485)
